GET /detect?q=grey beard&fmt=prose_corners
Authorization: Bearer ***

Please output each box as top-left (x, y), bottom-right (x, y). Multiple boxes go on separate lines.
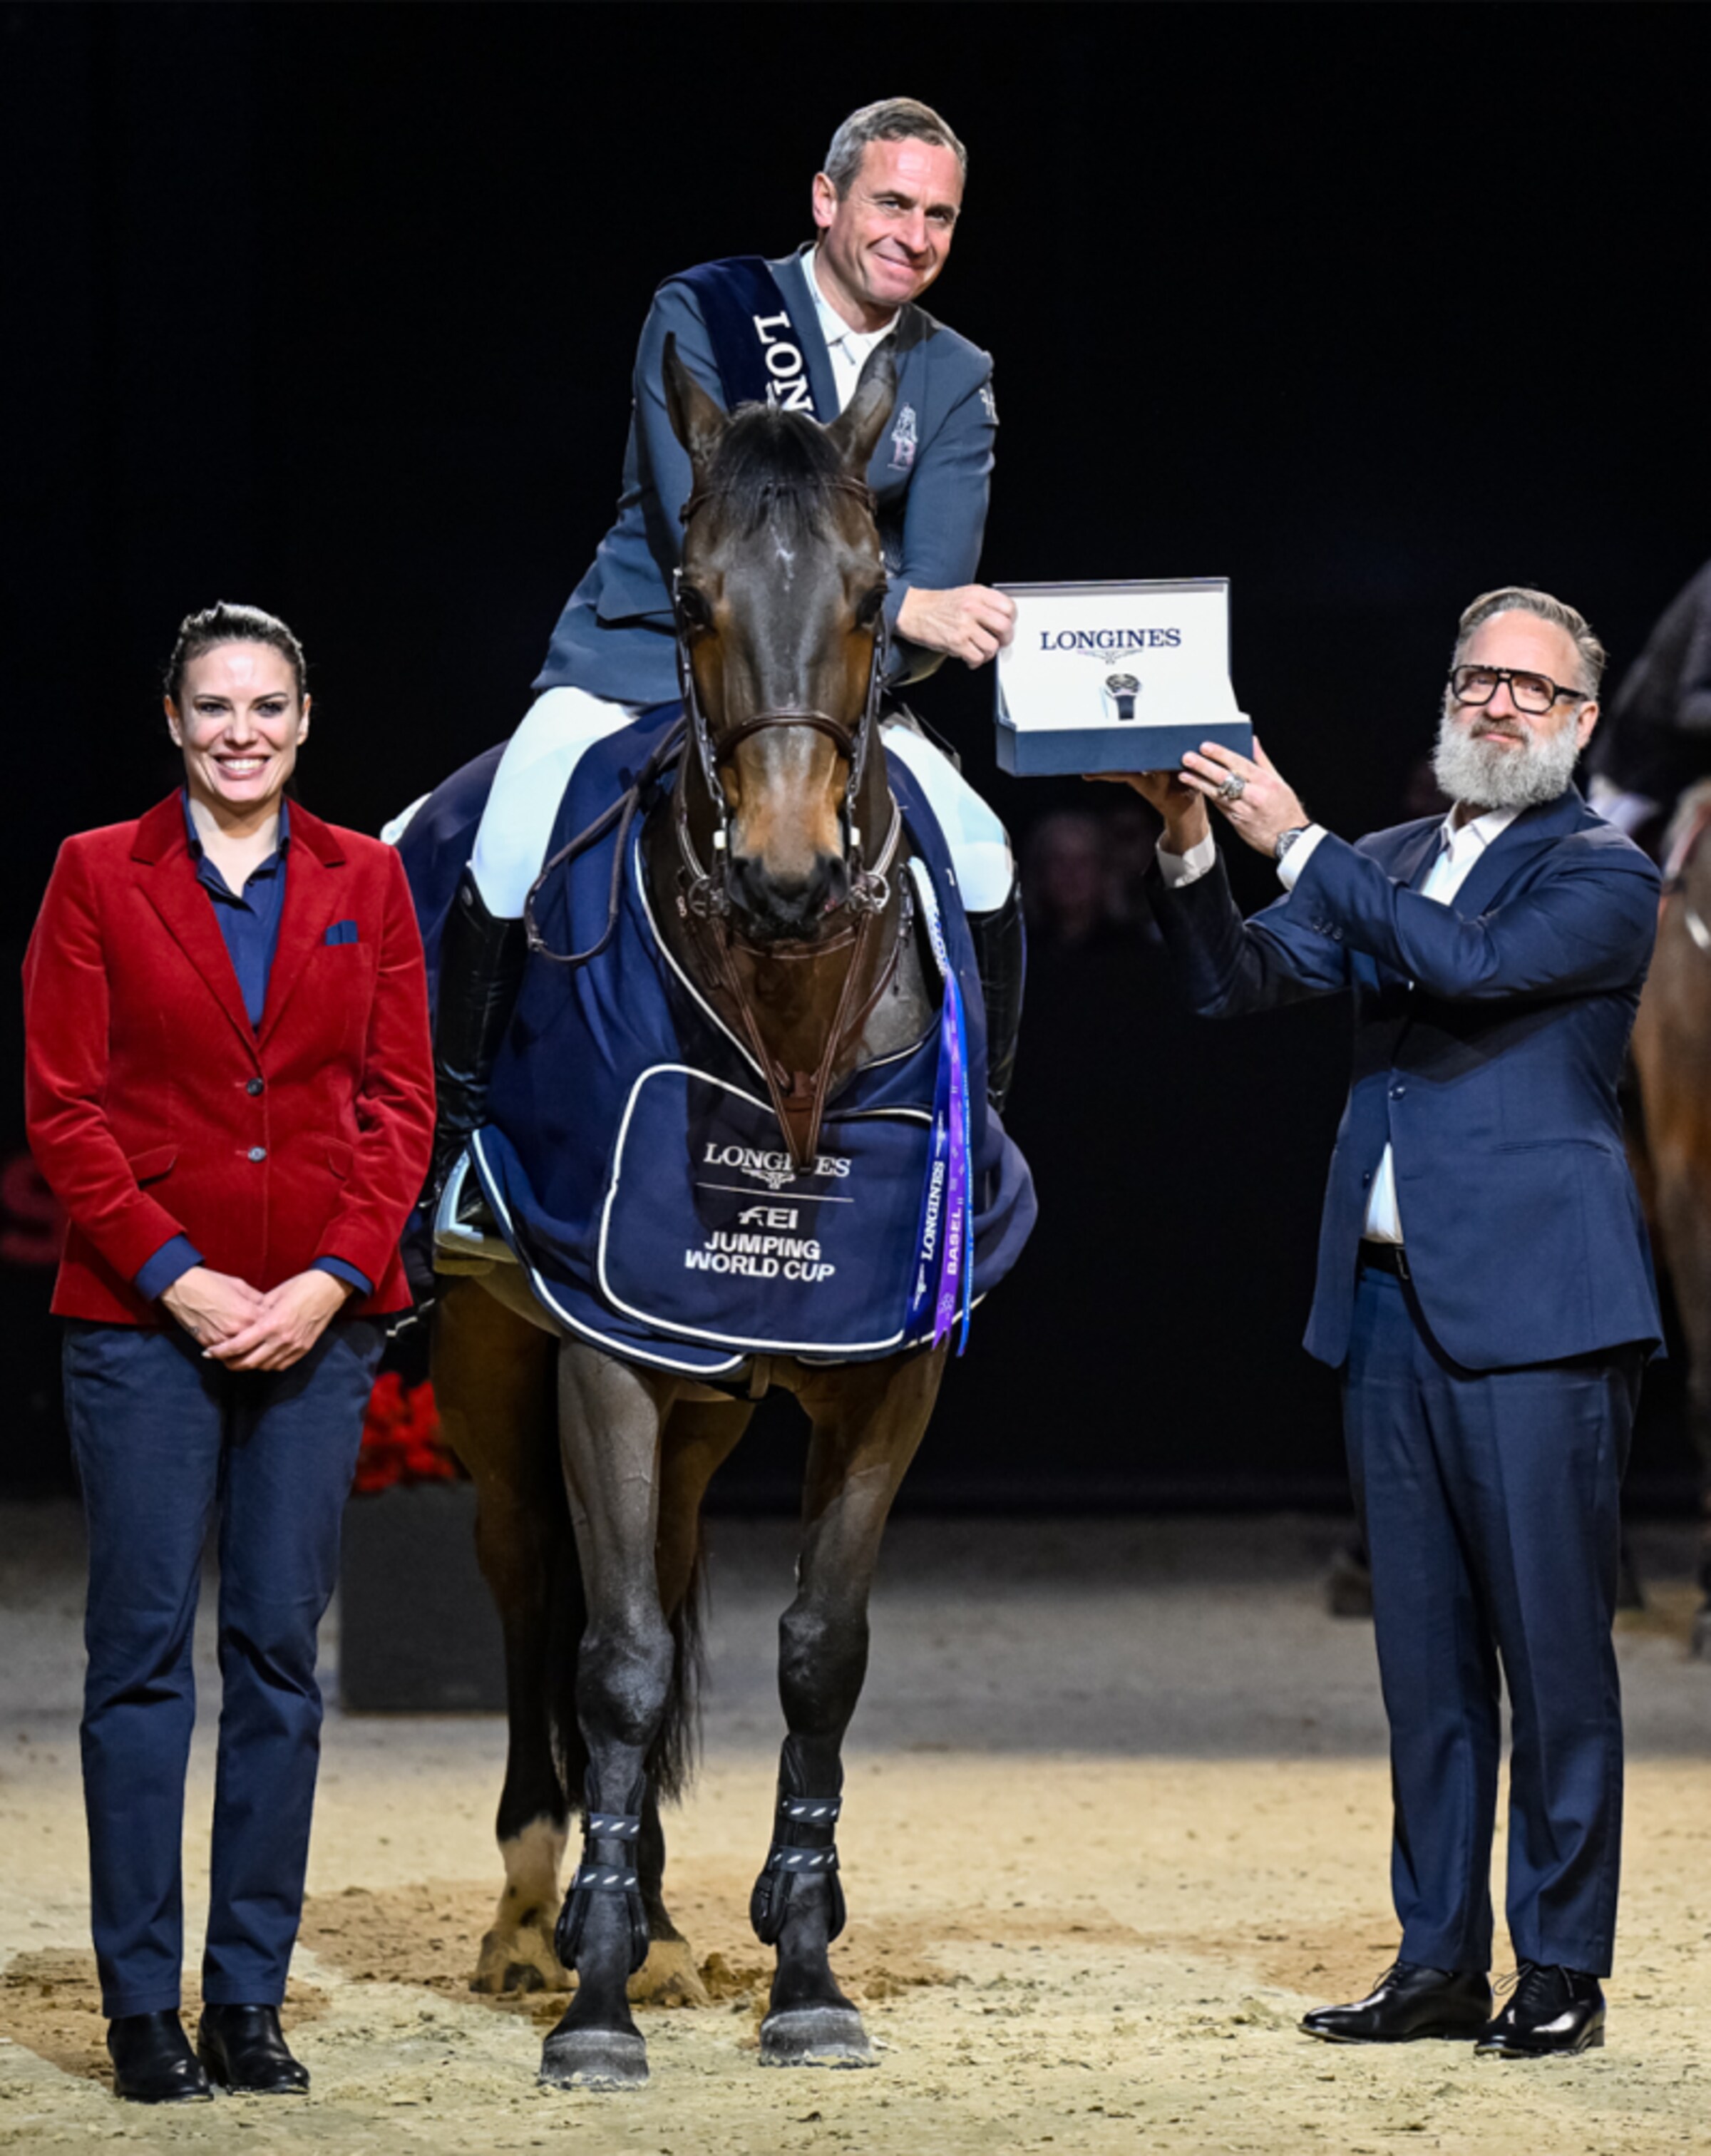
top-left (1431, 710), bottom-right (1581, 813)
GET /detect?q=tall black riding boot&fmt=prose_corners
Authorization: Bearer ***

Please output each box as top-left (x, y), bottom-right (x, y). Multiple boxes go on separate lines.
top-left (967, 876), bottom-right (1025, 1116)
top-left (428, 870), bottom-right (529, 1208)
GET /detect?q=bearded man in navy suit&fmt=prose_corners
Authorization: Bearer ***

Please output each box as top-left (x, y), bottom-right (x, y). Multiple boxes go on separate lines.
top-left (1121, 587), bottom-right (1661, 2059)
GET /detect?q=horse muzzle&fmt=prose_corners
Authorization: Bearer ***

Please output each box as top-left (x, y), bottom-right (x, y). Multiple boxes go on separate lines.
top-left (726, 848), bottom-right (852, 943)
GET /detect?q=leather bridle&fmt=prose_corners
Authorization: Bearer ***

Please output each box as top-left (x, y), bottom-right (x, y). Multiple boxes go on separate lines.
top-left (672, 476), bottom-right (893, 925)
top-left (522, 467), bottom-right (912, 1171)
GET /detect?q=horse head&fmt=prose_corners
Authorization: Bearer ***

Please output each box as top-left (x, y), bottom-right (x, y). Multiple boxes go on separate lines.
top-left (663, 332), bottom-right (896, 944)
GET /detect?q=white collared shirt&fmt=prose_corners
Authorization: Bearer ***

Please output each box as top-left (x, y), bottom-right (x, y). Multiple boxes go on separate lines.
top-left (808, 250), bottom-right (896, 414)
top-left (1158, 804), bottom-right (1521, 1241)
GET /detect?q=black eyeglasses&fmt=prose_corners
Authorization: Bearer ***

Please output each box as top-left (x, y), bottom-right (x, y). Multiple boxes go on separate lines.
top-left (1447, 664), bottom-right (1588, 716)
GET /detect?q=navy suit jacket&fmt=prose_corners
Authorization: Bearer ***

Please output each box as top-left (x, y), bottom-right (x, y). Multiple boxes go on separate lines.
top-left (535, 247), bottom-right (996, 705)
top-left (1149, 787), bottom-right (1663, 1372)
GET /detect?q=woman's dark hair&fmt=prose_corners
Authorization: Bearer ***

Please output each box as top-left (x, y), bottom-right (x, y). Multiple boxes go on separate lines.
top-left (165, 602), bottom-right (307, 704)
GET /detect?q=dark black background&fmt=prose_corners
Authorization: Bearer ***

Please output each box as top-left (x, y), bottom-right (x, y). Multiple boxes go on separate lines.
top-left (4, 1), bottom-right (1706, 1502)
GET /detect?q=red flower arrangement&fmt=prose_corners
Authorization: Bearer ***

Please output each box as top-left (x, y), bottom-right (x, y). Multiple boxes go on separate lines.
top-left (352, 1372), bottom-right (463, 1494)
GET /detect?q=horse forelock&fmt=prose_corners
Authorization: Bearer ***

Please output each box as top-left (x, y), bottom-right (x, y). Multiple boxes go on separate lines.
top-left (703, 403), bottom-right (851, 540)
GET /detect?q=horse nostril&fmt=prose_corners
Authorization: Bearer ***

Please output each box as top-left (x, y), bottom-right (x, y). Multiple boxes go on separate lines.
top-left (819, 855), bottom-right (850, 912)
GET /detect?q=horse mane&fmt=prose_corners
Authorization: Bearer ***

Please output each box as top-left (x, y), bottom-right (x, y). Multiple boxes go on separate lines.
top-left (705, 401), bottom-right (847, 536)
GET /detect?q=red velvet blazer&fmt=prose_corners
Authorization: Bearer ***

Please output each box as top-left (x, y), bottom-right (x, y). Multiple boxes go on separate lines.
top-left (24, 793), bottom-right (436, 1325)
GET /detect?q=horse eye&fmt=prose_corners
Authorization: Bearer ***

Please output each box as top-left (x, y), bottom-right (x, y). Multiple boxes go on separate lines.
top-left (855, 585), bottom-right (887, 630)
top-left (678, 583), bottom-right (711, 629)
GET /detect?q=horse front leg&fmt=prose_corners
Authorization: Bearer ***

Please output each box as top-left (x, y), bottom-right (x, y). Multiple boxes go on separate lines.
top-left (538, 1341), bottom-right (678, 2091)
top-left (1656, 1177), bottom-right (1711, 1656)
top-left (431, 1280), bottom-right (572, 1996)
top-left (756, 1347), bottom-right (947, 2068)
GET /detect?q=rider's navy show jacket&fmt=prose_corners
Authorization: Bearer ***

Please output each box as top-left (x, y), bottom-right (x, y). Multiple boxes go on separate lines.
top-left (535, 246), bottom-right (997, 705)
top-left (1149, 786), bottom-right (1664, 1372)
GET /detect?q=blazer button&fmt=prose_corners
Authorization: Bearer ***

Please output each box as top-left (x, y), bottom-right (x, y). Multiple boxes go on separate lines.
top-left (1389, 1084), bottom-right (1406, 1099)
top-left (247, 1077), bottom-right (265, 1097)
top-left (248, 1146), bottom-right (267, 1162)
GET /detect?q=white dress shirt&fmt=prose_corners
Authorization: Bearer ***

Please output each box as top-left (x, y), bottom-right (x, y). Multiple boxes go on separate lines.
top-left (808, 251), bottom-right (896, 414)
top-left (1158, 806), bottom-right (1521, 1241)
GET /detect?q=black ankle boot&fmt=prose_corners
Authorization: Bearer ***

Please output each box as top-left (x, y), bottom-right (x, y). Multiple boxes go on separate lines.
top-left (968, 877), bottom-right (1025, 1115)
top-left (106, 2012), bottom-right (212, 2103)
top-left (197, 2003), bottom-right (309, 2094)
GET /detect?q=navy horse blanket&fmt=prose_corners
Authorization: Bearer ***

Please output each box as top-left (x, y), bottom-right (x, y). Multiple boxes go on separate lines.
top-left (396, 708), bottom-right (1036, 1377)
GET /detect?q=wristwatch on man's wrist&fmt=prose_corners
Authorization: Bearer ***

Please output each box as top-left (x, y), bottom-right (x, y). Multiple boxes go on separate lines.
top-left (1274, 826), bottom-right (1308, 864)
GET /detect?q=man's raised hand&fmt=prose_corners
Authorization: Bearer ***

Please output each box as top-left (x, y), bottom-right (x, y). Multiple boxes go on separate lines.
top-left (1178, 738), bottom-right (1309, 857)
top-left (898, 584), bottom-right (1017, 669)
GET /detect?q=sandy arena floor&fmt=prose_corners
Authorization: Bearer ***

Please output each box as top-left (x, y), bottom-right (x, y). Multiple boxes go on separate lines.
top-left (1, 1509), bottom-right (1708, 2155)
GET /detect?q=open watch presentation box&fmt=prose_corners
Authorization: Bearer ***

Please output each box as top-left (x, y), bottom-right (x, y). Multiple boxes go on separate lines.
top-left (994, 577), bottom-right (1253, 777)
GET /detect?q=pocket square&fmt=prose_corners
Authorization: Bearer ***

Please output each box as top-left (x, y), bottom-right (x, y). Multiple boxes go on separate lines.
top-left (325, 919), bottom-right (359, 945)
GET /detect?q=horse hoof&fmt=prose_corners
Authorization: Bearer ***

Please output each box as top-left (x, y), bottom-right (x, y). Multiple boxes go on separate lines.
top-left (539, 2029), bottom-right (648, 2090)
top-left (471, 1929), bottom-right (565, 1996)
top-left (759, 2008), bottom-right (875, 2068)
top-left (629, 1936), bottom-right (710, 2008)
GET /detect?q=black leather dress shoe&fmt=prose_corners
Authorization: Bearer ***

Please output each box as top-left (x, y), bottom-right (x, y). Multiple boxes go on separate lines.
top-left (196, 2003), bottom-right (310, 2094)
top-left (1302, 1961), bottom-right (1492, 2043)
top-left (106, 2012), bottom-right (212, 2103)
top-left (1476, 1963), bottom-right (1605, 2057)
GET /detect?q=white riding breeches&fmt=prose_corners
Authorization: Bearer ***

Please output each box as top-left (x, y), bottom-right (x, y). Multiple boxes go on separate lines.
top-left (453, 684), bottom-right (1015, 920)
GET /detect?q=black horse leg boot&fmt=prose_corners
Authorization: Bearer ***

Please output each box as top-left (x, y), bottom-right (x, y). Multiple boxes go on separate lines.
top-left (968, 875), bottom-right (1025, 1116)
top-left (427, 871), bottom-right (530, 1211)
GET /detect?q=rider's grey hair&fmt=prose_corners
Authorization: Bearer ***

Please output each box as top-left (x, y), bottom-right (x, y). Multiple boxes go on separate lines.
top-left (1452, 586), bottom-right (1608, 699)
top-left (822, 98), bottom-right (967, 197)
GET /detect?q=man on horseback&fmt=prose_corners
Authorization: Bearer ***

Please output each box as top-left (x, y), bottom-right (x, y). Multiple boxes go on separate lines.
top-left (390, 185), bottom-right (1037, 2085)
top-left (429, 95), bottom-right (1022, 1201)
top-left (1123, 587), bottom-right (1662, 2060)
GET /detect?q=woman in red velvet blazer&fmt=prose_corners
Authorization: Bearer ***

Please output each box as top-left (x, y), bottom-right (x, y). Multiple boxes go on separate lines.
top-left (22, 604), bottom-right (433, 2105)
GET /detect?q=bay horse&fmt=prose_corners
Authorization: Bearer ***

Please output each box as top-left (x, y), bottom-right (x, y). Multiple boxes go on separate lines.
top-left (426, 339), bottom-right (1024, 2088)
top-left (1630, 779), bottom-right (1711, 1654)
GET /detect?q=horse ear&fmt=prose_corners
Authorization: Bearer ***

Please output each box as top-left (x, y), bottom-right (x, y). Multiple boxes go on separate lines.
top-left (662, 332), bottom-right (728, 473)
top-left (824, 343), bottom-right (897, 478)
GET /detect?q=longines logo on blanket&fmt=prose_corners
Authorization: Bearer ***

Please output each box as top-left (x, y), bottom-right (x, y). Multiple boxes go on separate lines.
top-left (702, 1141), bottom-right (853, 1192)
top-left (1039, 627), bottom-right (1182, 652)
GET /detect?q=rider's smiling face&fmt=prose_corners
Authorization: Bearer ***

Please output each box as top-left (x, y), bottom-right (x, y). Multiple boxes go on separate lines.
top-left (811, 138), bottom-right (964, 329)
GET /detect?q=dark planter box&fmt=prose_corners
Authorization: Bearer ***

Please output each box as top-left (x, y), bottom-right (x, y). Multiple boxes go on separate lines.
top-left (337, 1482), bottom-right (505, 1712)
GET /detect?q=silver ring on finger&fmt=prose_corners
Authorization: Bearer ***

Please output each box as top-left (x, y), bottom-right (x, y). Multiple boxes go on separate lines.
top-left (1217, 773), bottom-right (1247, 804)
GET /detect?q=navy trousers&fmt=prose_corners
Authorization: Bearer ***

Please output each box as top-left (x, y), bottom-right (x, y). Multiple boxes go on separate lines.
top-left (62, 1318), bottom-right (383, 2018)
top-left (1342, 1264), bottom-right (1638, 1978)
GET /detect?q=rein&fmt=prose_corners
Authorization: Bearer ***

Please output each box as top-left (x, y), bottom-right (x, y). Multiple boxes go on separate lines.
top-left (1660, 797), bottom-right (1711, 958)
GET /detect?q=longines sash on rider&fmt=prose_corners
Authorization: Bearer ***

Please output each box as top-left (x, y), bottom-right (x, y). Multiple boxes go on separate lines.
top-left (674, 257), bottom-right (827, 417)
